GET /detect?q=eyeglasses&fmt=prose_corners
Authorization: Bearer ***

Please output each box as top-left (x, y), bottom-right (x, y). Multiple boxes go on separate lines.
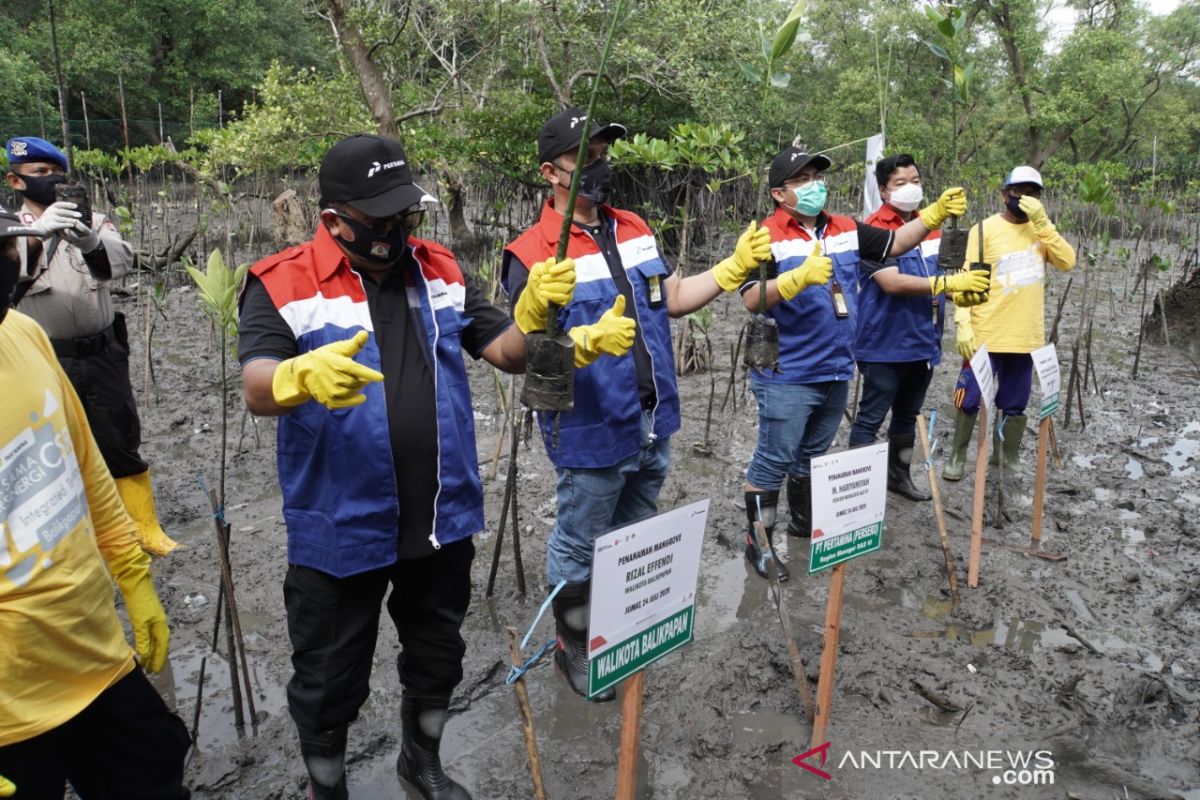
top-left (1006, 186), bottom-right (1042, 199)
top-left (330, 206), bottom-right (426, 232)
top-left (783, 176), bottom-right (824, 190)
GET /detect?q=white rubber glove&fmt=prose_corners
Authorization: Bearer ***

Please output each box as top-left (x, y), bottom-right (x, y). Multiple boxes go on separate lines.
top-left (28, 201), bottom-right (82, 239)
top-left (62, 220), bottom-right (101, 253)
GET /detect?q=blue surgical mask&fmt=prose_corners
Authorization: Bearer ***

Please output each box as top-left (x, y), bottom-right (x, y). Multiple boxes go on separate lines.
top-left (791, 181), bottom-right (827, 216)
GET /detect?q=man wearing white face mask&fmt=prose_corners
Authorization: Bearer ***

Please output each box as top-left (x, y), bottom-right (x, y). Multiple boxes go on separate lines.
top-left (849, 154), bottom-right (990, 501)
top-left (737, 147), bottom-right (975, 579)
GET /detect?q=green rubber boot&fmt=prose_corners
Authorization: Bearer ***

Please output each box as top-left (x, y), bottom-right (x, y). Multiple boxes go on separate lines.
top-left (989, 414), bottom-right (1027, 475)
top-left (941, 409), bottom-right (977, 482)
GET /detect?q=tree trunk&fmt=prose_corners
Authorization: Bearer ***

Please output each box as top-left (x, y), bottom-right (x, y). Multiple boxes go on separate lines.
top-left (324, 0), bottom-right (399, 139)
top-left (441, 170), bottom-right (472, 243)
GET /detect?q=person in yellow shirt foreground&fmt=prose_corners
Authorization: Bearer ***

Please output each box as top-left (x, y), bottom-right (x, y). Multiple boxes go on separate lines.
top-left (942, 166), bottom-right (1076, 480)
top-left (0, 210), bottom-right (189, 798)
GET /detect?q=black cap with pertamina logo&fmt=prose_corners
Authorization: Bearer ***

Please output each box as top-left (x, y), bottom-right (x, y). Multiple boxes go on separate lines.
top-left (319, 134), bottom-right (437, 218)
top-left (768, 146), bottom-right (832, 189)
top-left (538, 107), bottom-right (628, 164)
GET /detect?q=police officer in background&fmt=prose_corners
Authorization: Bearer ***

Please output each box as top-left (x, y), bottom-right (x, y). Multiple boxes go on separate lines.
top-left (5, 136), bottom-right (179, 556)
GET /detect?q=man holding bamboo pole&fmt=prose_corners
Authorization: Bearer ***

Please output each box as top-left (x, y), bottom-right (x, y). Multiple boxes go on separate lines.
top-left (943, 166), bottom-right (1075, 481)
top-left (5, 136), bottom-right (179, 557)
top-left (0, 210), bottom-right (189, 799)
top-left (238, 135), bottom-right (568, 800)
top-left (738, 147), bottom-right (972, 579)
top-left (502, 107), bottom-right (772, 701)
top-left (849, 154), bottom-right (990, 500)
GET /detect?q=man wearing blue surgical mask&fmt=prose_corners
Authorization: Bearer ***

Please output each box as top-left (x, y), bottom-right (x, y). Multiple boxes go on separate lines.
top-left (736, 147), bottom-right (971, 580)
top-left (849, 154), bottom-right (989, 501)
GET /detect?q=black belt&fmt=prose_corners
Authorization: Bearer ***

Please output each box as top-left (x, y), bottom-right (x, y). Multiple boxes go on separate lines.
top-left (51, 324), bottom-right (117, 358)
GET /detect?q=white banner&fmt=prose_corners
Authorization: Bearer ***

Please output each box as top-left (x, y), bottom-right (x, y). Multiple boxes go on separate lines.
top-left (862, 133), bottom-right (886, 218)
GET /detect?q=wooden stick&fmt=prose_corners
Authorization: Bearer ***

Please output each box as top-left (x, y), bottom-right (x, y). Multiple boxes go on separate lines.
top-left (752, 521), bottom-right (814, 720)
top-left (487, 379), bottom-right (521, 597)
top-left (968, 411), bottom-right (989, 588)
top-left (810, 563), bottom-right (847, 750)
top-left (615, 672), bottom-right (645, 800)
top-left (486, 403), bottom-right (508, 482)
top-left (1158, 574), bottom-right (1200, 621)
top-left (506, 627), bottom-right (548, 800)
top-left (1030, 416), bottom-right (1051, 548)
top-left (207, 490), bottom-right (258, 733)
top-left (915, 415), bottom-right (959, 605)
top-left (1048, 416), bottom-right (1064, 469)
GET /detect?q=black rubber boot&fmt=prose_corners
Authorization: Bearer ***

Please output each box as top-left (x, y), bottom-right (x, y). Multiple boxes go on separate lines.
top-left (551, 581), bottom-right (616, 702)
top-left (887, 434), bottom-right (932, 502)
top-left (785, 475), bottom-right (812, 539)
top-left (744, 490), bottom-right (789, 581)
top-left (297, 724), bottom-right (349, 800)
top-left (396, 695), bottom-right (472, 800)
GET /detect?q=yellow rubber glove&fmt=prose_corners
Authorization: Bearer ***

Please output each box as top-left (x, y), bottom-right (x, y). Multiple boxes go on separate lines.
top-left (918, 187), bottom-right (968, 230)
top-left (568, 295), bottom-right (637, 368)
top-left (272, 330), bottom-right (384, 409)
top-left (955, 306), bottom-right (977, 360)
top-left (107, 545), bottom-right (170, 673)
top-left (950, 289), bottom-right (988, 307)
top-left (0, 774), bottom-right (15, 797)
top-left (515, 256), bottom-right (576, 333)
top-left (711, 221), bottom-right (772, 292)
top-left (776, 242), bottom-right (833, 301)
top-left (933, 269), bottom-right (991, 296)
top-left (1017, 196), bottom-right (1054, 233)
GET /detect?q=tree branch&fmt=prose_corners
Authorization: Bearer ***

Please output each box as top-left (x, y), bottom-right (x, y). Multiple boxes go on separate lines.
top-left (533, 20), bottom-right (571, 106)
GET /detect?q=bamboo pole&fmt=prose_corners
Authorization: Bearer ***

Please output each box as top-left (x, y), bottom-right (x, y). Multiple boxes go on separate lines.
top-left (1030, 416), bottom-right (1051, 548)
top-left (968, 412), bottom-right (989, 588)
top-left (915, 414), bottom-right (959, 605)
top-left (810, 563), bottom-right (847, 749)
top-left (506, 627), bottom-right (548, 800)
top-left (615, 672), bottom-right (645, 800)
top-left (207, 490), bottom-right (258, 733)
top-left (81, 92), bottom-right (91, 150)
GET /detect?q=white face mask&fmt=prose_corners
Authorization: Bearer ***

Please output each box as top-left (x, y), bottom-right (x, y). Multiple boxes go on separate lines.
top-left (887, 182), bottom-right (924, 212)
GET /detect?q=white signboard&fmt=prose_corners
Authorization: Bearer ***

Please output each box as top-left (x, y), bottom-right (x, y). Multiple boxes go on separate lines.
top-left (970, 343), bottom-right (997, 412)
top-left (587, 499), bottom-right (708, 697)
top-left (1031, 343), bottom-right (1061, 419)
top-left (809, 443), bottom-right (888, 573)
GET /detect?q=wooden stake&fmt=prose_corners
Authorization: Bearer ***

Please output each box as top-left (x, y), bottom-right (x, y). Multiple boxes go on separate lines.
top-left (752, 521), bottom-right (814, 720)
top-left (207, 490), bottom-right (258, 733)
top-left (915, 415), bottom-right (959, 605)
top-left (81, 92), bottom-right (91, 150)
top-left (968, 411), bottom-right (988, 588)
top-left (505, 627), bottom-right (548, 800)
top-left (615, 672), bottom-right (645, 800)
top-left (117, 73), bottom-right (133, 197)
top-left (1028, 417), bottom-right (1067, 561)
top-left (810, 563), bottom-right (847, 750)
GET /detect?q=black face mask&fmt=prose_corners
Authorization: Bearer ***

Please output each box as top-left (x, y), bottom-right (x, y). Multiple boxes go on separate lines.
top-left (16, 173), bottom-right (67, 207)
top-left (560, 159), bottom-right (614, 206)
top-left (0, 244), bottom-right (19, 326)
top-left (1005, 193), bottom-right (1029, 221)
top-left (335, 214), bottom-right (410, 266)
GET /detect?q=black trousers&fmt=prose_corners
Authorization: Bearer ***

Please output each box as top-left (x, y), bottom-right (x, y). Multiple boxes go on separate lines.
top-left (0, 669), bottom-right (191, 800)
top-left (58, 332), bottom-right (148, 479)
top-left (848, 359), bottom-right (935, 445)
top-left (284, 538), bottom-right (475, 732)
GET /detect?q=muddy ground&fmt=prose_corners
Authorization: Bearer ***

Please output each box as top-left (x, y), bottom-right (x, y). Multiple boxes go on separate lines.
top-left (111, 230), bottom-right (1200, 800)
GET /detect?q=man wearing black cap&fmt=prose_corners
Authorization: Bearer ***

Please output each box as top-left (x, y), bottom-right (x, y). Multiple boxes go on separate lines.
top-left (502, 107), bottom-right (772, 701)
top-left (4, 135), bottom-right (180, 558)
top-left (237, 134), bottom-right (570, 800)
top-left (737, 146), bottom-right (967, 579)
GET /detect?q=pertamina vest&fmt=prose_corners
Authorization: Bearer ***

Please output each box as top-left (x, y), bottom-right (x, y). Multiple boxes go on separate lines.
top-left (250, 226), bottom-right (483, 577)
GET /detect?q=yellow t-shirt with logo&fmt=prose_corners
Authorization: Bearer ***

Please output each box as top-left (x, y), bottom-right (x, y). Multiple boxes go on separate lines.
top-left (962, 214), bottom-right (1076, 354)
top-left (0, 311), bottom-right (142, 746)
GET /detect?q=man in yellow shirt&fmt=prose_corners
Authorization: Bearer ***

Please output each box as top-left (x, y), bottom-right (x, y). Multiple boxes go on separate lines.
top-left (942, 166), bottom-right (1076, 480)
top-left (0, 211), bottom-right (188, 798)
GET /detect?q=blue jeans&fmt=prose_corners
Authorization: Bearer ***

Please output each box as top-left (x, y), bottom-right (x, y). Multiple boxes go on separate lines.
top-left (745, 378), bottom-right (850, 489)
top-left (848, 360), bottom-right (934, 445)
top-left (547, 411), bottom-right (672, 584)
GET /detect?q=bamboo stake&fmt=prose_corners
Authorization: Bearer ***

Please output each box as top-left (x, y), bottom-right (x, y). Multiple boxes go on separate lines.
top-left (506, 627), bottom-right (548, 800)
top-left (81, 92), bottom-right (91, 150)
top-left (117, 73), bottom-right (133, 198)
top-left (968, 411), bottom-right (988, 588)
top-left (207, 490), bottom-right (258, 733)
top-left (1030, 417), bottom-right (1050, 547)
top-left (487, 378), bottom-right (521, 597)
top-left (810, 563), bottom-right (847, 750)
top-left (752, 521), bottom-right (814, 720)
top-left (615, 672), bottom-right (645, 800)
top-left (915, 414), bottom-right (959, 605)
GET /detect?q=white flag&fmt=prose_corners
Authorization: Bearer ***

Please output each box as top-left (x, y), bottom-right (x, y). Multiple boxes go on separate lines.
top-left (862, 133), bottom-right (885, 218)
